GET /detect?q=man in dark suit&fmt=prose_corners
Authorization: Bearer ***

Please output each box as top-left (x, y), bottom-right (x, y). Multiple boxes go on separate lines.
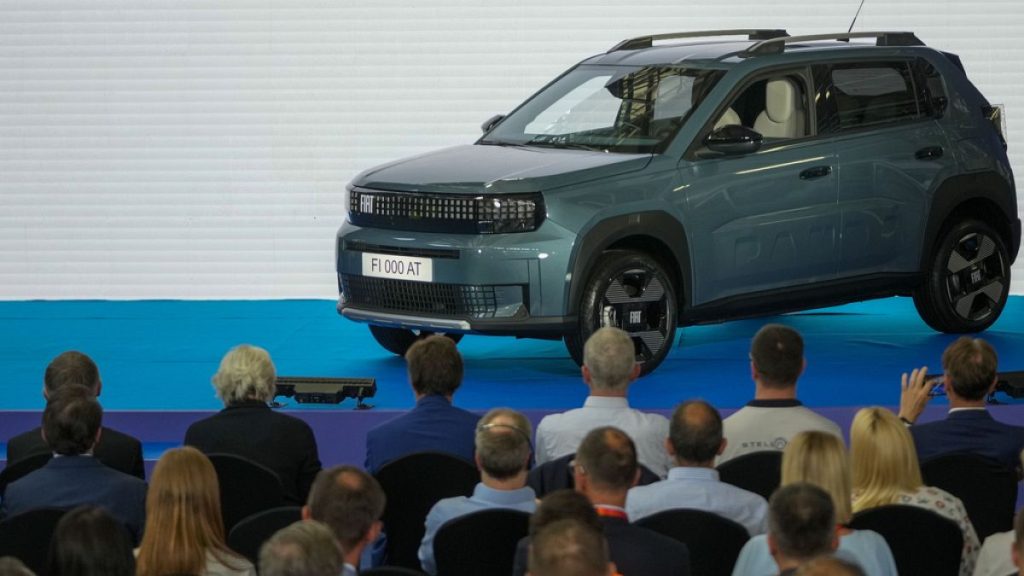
top-left (572, 426), bottom-right (691, 576)
top-left (185, 344), bottom-right (322, 504)
top-left (0, 385), bottom-right (147, 543)
top-left (364, 335), bottom-right (478, 474)
top-left (5, 350), bottom-right (144, 479)
top-left (898, 337), bottom-right (1024, 470)
top-left (304, 465), bottom-right (386, 576)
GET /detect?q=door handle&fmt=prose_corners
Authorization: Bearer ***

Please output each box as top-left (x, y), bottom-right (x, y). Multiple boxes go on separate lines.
top-left (799, 166), bottom-right (832, 180)
top-left (915, 146), bottom-right (944, 160)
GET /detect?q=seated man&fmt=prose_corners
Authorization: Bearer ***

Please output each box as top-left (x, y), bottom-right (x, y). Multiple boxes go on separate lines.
top-left (528, 519), bottom-right (616, 576)
top-left (6, 350), bottom-right (144, 478)
top-left (303, 465), bottom-right (385, 576)
top-left (365, 335), bottom-right (478, 474)
top-left (768, 483), bottom-right (839, 575)
top-left (898, 337), bottom-right (1024, 470)
top-left (627, 400), bottom-right (768, 535)
top-left (419, 408), bottom-right (537, 575)
top-left (536, 327), bottom-right (671, 477)
top-left (259, 521), bottom-right (343, 576)
top-left (1, 385), bottom-right (147, 542)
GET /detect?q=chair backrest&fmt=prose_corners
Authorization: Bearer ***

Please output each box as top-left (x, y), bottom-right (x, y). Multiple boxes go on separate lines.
top-left (526, 453), bottom-right (660, 499)
top-left (374, 452), bottom-right (479, 570)
top-left (849, 504), bottom-right (963, 576)
top-left (921, 453), bottom-right (1017, 541)
top-left (634, 508), bottom-right (749, 576)
top-left (0, 507), bottom-right (69, 576)
top-left (0, 453), bottom-right (53, 497)
top-left (226, 505), bottom-right (303, 564)
top-left (433, 509), bottom-right (531, 576)
top-left (362, 567), bottom-right (426, 576)
top-left (207, 453), bottom-right (286, 533)
top-left (753, 78), bottom-right (805, 138)
top-left (716, 451), bottom-right (782, 501)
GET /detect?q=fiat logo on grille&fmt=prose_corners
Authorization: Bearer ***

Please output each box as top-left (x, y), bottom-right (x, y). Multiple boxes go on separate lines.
top-left (359, 194), bottom-right (375, 214)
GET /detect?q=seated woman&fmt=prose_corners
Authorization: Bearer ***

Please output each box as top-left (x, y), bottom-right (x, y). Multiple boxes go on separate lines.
top-left (48, 505), bottom-right (136, 576)
top-left (184, 344), bottom-right (322, 503)
top-left (731, 431), bottom-right (897, 576)
top-left (850, 407), bottom-right (980, 576)
top-left (136, 446), bottom-right (255, 576)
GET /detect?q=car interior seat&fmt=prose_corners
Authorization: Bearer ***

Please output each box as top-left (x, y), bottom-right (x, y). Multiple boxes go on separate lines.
top-left (753, 78), bottom-right (805, 138)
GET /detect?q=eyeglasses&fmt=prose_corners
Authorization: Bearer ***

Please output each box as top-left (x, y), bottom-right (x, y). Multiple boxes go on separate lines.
top-left (569, 459), bottom-right (586, 475)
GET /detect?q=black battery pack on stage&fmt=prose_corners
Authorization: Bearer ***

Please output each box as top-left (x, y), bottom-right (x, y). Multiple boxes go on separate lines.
top-left (275, 376), bottom-right (376, 409)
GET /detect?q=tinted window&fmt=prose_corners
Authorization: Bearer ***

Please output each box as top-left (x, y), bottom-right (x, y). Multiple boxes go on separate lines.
top-left (814, 61), bottom-right (921, 133)
top-left (912, 58), bottom-right (948, 118)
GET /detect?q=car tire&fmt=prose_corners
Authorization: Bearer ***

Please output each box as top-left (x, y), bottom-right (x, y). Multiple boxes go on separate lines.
top-left (913, 218), bottom-right (1011, 333)
top-left (564, 249), bottom-right (678, 376)
top-left (368, 325), bottom-right (464, 357)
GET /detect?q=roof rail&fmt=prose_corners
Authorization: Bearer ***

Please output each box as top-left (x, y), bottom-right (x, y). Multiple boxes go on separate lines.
top-left (609, 29), bottom-right (789, 53)
top-left (743, 31), bottom-right (924, 56)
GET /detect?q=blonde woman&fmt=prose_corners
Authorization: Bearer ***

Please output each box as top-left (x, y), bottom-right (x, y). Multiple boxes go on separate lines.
top-left (850, 407), bottom-right (980, 576)
top-left (731, 431), bottom-right (897, 576)
top-left (136, 447), bottom-right (256, 576)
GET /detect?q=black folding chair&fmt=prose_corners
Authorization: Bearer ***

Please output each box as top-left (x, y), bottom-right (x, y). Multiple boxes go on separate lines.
top-left (227, 506), bottom-right (303, 564)
top-left (921, 453), bottom-right (1017, 541)
top-left (433, 509), bottom-right (531, 576)
top-left (635, 508), bottom-right (749, 576)
top-left (0, 452), bottom-right (52, 497)
top-left (0, 507), bottom-right (69, 576)
top-left (207, 453), bottom-right (286, 533)
top-left (716, 451), bottom-right (782, 501)
top-left (362, 567), bottom-right (426, 575)
top-left (849, 504), bottom-right (963, 576)
top-left (526, 452), bottom-right (659, 498)
top-left (374, 452), bottom-right (479, 570)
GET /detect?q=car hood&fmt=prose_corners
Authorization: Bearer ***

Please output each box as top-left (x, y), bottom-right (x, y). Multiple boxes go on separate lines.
top-left (352, 144), bottom-right (652, 194)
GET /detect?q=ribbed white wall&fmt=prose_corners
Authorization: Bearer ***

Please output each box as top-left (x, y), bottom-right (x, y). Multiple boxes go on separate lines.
top-left (0, 0), bottom-right (1021, 298)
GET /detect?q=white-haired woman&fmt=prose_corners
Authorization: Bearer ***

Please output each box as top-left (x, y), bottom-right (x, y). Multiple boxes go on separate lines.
top-left (184, 344), bottom-right (321, 504)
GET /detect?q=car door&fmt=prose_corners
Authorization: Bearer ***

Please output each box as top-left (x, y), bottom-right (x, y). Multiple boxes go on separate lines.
top-left (678, 68), bottom-right (840, 306)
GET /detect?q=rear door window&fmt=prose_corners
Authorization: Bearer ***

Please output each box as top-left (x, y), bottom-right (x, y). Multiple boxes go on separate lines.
top-left (814, 61), bottom-right (922, 134)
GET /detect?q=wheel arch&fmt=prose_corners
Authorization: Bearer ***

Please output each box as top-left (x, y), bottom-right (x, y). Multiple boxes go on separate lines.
top-left (566, 211), bottom-right (691, 318)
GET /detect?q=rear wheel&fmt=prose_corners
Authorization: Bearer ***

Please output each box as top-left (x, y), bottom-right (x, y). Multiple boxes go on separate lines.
top-left (564, 250), bottom-right (678, 376)
top-left (913, 219), bottom-right (1010, 333)
top-left (368, 326), bottom-right (464, 357)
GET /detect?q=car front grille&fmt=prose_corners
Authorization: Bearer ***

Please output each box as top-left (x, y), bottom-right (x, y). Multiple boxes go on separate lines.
top-left (341, 274), bottom-right (500, 317)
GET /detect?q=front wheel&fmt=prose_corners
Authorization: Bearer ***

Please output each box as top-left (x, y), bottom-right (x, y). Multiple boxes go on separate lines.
top-left (368, 326), bottom-right (464, 357)
top-left (564, 250), bottom-right (678, 376)
top-left (913, 219), bottom-right (1010, 333)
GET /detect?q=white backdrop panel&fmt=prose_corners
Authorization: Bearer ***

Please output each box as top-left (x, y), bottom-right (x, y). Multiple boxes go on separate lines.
top-left (0, 0), bottom-right (1021, 298)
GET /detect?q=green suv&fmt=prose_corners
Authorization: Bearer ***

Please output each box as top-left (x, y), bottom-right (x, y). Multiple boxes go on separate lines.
top-left (336, 30), bottom-right (1020, 375)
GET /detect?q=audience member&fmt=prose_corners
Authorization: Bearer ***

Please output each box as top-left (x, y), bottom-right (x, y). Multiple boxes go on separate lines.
top-left (0, 557), bottom-right (35, 576)
top-left (851, 406), bottom-right (979, 576)
top-left (364, 335), bottom-right (478, 473)
top-left (731, 431), bottom-right (896, 575)
top-left (513, 490), bottom-right (605, 576)
top-left (136, 446), bottom-right (254, 576)
top-left (304, 465), bottom-right (385, 576)
top-left (767, 483), bottom-right (838, 575)
top-left (418, 408), bottom-right (537, 575)
top-left (527, 519), bottom-right (616, 576)
top-left (974, 512), bottom-right (1019, 576)
top-left (5, 350), bottom-right (143, 478)
top-left (627, 400), bottom-right (768, 535)
top-left (259, 521), bottom-right (343, 576)
top-left (794, 555), bottom-right (866, 576)
top-left (719, 324), bottom-right (841, 463)
top-left (1013, 510), bottom-right (1024, 576)
top-left (0, 386), bottom-right (146, 542)
top-left (47, 505), bottom-right (135, 576)
top-left (535, 327), bottom-right (671, 476)
top-left (185, 344), bottom-right (322, 504)
top-left (898, 337), bottom-right (1024, 470)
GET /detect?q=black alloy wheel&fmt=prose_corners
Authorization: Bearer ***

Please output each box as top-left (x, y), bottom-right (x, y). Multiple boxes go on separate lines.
top-left (565, 250), bottom-right (678, 376)
top-left (368, 325), bottom-right (464, 356)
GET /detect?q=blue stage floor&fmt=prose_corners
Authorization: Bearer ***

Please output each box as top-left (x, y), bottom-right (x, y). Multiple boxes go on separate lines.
top-left (0, 296), bottom-right (1021, 412)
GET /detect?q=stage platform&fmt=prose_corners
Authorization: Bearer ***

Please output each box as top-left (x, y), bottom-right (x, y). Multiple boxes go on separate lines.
top-left (1, 296), bottom-right (1022, 473)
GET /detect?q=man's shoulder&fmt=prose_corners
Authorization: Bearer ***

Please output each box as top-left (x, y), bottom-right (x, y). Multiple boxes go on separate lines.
top-left (6, 427), bottom-right (46, 458)
top-left (99, 426), bottom-right (142, 448)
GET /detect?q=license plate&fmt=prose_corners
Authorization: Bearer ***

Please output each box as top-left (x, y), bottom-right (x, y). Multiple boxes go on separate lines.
top-left (362, 252), bottom-right (433, 283)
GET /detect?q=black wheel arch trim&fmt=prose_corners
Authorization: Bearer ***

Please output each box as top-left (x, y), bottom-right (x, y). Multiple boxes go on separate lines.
top-left (566, 211), bottom-right (691, 317)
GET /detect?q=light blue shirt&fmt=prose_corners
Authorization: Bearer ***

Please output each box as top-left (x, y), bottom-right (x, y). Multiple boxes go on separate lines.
top-left (626, 466), bottom-right (768, 535)
top-left (418, 483), bottom-right (537, 575)
top-left (731, 529), bottom-right (898, 576)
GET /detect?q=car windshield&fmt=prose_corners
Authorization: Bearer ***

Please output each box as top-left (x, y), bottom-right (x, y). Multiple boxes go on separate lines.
top-left (481, 65), bottom-right (725, 154)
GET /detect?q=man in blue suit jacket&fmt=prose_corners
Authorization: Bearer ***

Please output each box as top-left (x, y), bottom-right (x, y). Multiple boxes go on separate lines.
top-left (899, 337), bottom-right (1024, 471)
top-left (0, 385), bottom-right (147, 543)
top-left (364, 335), bottom-right (478, 474)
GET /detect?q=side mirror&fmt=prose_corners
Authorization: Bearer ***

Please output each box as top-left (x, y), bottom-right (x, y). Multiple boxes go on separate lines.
top-left (704, 125), bottom-right (763, 155)
top-left (481, 114), bottom-right (505, 133)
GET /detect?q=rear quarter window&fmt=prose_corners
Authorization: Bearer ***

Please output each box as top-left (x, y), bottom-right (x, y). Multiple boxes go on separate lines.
top-left (814, 61), bottom-right (923, 134)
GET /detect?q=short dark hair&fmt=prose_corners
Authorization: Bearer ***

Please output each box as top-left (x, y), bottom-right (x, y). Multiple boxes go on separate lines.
top-left (669, 400), bottom-right (722, 464)
top-left (476, 408), bottom-right (532, 480)
top-left (529, 489), bottom-right (602, 537)
top-left (48, 505), bottom-right (136, 576)
top-left (42, 385), bottom-right (102, 456)
top-left (44, 351), bottom-right (100, 394)
top-left (528, 519), bottom-right (609, 576)
top-left (768, 483), bottom-right (836, 562)
top-left (306, 466), bottom-right (385, 552)
top-left (750, 324), bottom-right (804, 387)
top-left (575, 427), bottom-right (638, 490)
top-left (405, 335), bottom-right (463, 396)
top-left (943, 337), bottom-right (998, 400)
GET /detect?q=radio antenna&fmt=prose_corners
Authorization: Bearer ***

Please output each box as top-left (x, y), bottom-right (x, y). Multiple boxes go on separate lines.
top-left (848, 0), bottom-right (866, 33)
